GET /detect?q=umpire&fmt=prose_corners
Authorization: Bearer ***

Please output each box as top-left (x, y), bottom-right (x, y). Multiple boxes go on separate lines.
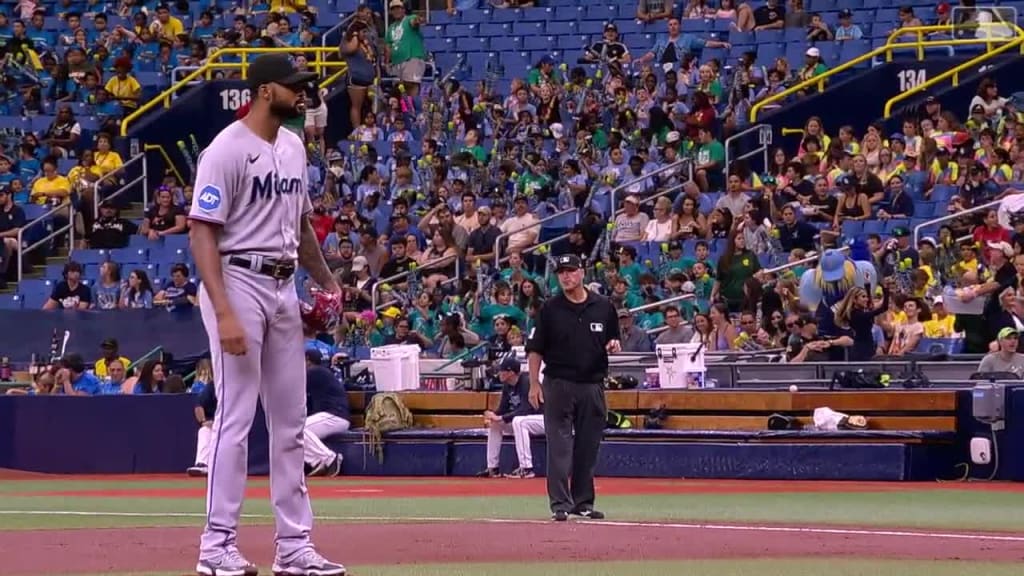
top-left (525, 254), bottom-right (621, 521)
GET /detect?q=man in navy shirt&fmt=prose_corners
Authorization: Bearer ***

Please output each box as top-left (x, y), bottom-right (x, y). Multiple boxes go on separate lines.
top-left (0, 187), bottom-right (26, 289)
top-left (56, 353), bottom-right (102, 396)
top-left (778, 204), bottom-right (819, 252)
top-left (188, 379), bottom-right (217, 477)
top-left (478, 357), bottom-right (543, 479)
top-left (304, 349), bottom-right (350, 477)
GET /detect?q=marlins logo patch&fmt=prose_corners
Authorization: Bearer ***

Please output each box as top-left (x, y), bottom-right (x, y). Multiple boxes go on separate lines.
top-left (197, 184), bottom-right (222, 211)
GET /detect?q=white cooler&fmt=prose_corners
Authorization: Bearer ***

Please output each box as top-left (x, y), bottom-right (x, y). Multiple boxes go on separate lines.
top-left (655, 343), bottom-right (707, 389)
top-left (371, 344), bottom-right (422, 391)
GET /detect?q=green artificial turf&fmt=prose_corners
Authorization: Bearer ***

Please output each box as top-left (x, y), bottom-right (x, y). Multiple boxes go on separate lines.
top-left (2, 488), bottom-right (1024, 531)
top-left (63, 559), bottom-right (1024, 576)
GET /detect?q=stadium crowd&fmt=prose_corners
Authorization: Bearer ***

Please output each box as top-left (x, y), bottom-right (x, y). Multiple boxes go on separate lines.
top-left (4, 0), bottom-right (1024, 392)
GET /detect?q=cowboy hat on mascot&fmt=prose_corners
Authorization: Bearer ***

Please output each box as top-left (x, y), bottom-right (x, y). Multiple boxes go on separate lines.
top-left (798, 240), bottom-right (878, 335)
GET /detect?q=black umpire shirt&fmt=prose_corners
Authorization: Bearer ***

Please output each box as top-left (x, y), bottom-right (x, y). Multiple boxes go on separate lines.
top-left (525, 290), bottom-right (619, 383)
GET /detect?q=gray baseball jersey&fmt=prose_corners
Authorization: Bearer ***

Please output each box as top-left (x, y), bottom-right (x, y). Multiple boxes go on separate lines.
top-left (191, 120), bottom-right (318, 564)
top-left (189, 121), bottom-right (312, 260)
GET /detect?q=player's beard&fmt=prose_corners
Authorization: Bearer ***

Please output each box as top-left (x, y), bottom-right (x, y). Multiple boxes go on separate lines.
top-left (270, 96), bottom-right (304, 120)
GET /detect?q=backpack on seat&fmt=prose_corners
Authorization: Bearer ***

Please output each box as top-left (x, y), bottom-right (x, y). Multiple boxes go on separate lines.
top-left (363, 392), bottom-right (414, 462)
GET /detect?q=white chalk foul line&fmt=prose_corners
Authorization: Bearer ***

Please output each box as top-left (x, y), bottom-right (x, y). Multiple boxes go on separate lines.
top-left (0, 510), bottom-right (1022, 543)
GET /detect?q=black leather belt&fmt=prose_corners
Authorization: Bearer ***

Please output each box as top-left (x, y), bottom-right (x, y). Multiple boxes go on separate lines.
top-left (228, 255), bottom-right (296, 280)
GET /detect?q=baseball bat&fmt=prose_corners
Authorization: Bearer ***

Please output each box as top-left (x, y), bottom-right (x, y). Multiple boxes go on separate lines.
top-left (189, 133), bottom-right (200, 160)
top-left (177, 140), bottom-right (196, 182)
top-left (60, 330), bottom-right (71, 358)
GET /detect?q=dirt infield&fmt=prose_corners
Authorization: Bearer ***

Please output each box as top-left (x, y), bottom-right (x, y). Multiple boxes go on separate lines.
top-left (5, 519), bottom-right (1024, 575)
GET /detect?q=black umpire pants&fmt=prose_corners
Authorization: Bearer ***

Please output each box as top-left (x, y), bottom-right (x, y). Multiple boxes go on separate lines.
top-left (543, 378), bottom-right (607, 513)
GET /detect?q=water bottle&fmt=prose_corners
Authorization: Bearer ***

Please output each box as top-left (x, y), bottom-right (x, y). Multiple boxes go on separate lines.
top-left (0, 357), bottom-right (11, 382)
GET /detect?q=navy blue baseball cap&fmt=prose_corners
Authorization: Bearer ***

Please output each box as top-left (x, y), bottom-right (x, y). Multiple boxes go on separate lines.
top-left (498, 357), bottom-right (520, 373)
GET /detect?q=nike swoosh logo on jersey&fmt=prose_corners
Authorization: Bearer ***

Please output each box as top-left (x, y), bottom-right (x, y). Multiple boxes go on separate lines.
top-left (247, 154), bottom-right (260, 164)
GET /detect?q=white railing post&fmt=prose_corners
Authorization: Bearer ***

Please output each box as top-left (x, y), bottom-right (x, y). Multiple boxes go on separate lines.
top-left (492, 207), bottom-right (578, 265)
top-left (17, 202), bottom-right (75, 282)
top-left (93, 153), bottom-right (148, 214)
top-left (724, 124), bottom-right (772, 176)
top-left (912, 198), bottom-right (1003, 247)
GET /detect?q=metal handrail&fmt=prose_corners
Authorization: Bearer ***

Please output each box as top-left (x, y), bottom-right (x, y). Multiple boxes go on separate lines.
top-left (491, 207), bottom-right (577, 264)
top-left (749, 24), bottom-right (1013, 122)
top-left (321, 12), bottom-right (358, 48)
top-left (121, 46), bottom-right (348, 136)
top-left (724, 124), bottom-right (772, 176)
top-left (92, 153), bottom-right (148, 214)
top-left (16, 202), bottom-right (75, 282)
top-left (762, 246), bottom-right (849, 276)
top-left (590, 159), bottom-right (689, 220)
top-left (143, 144), bottom-right (187, 187)
top-left (611, 181), bottom-right (687, 219)
top-left (371, 257), bottom-right (462, 311)
top-left (883, 35), bottom-right (1024, 117)
top-left (128, 346), bottom-right (164, 372)
top-left (627, 293), bottom-right (695, 315)
top-left (912, 198), bottom-right (1002, 247)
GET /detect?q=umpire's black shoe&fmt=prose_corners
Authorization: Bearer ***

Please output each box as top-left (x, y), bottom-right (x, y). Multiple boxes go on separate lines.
top-left (571, 508), bottom-right (605, 520)
top-left (551, 510), bottom-right (569, 522)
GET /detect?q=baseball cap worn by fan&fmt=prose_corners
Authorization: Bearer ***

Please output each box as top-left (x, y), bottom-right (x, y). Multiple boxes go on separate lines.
top-left (351, 255), bottom-right (368, 272)
top-left (989, 241), bottom-right (1014, 258)
top-left (498, 357), bottom-right (520, 373)
top-left (554, 254), bottom-right (582, 272)
top-left (246, 53), bottom-right (317, 90)
top-left (999, 327), bottom-right (1019, 340)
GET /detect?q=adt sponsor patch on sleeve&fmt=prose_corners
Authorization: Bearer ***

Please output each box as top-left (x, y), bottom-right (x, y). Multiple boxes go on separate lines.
top-left (197, 184), bottom-right (222, 211)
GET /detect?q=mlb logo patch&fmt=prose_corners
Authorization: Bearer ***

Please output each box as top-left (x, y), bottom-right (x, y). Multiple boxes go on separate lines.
top-left (198, 184), bottom-right (222, 211)
top-left (590, 322), bottom-right (604, 333)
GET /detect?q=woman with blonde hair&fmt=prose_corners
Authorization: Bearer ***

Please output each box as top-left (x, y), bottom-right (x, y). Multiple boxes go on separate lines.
top-left (834, 286), bottom-right (889, 361)
top-left (190, 358), bottom-right (213, 395)
top-left (642, 196), bottom-right (677, 241)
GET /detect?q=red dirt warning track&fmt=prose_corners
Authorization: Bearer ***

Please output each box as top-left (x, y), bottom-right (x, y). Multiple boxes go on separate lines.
top-left (15, 477), bottom-right (1024, 499)
top-left (4, 520), bottom-right (1024, 575)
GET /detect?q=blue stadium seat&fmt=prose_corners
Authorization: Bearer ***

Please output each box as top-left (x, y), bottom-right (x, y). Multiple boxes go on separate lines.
top-left (0, 294), bottom-right (23, 310)
top-left (110, 248), bottom-right (149, 264)
top-left (71, 249), bottom-right (110, 265)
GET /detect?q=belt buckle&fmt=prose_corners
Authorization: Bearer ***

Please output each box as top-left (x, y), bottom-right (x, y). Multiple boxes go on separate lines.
top-left (271, 263), bottom-right (293, 280)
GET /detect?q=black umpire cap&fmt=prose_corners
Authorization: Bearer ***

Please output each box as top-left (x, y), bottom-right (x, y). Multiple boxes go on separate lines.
top-left (247, 53), bottom-right (318, 90)
top-left (555, 254), bottom-right (583, 272)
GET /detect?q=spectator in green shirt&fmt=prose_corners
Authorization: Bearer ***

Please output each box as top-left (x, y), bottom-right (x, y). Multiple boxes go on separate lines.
top-left (526, 55), bottom-right (562, 97)
top-left (797, 47), bottom-right (829, 93)
top-left (385, 0), bottom-right (427, 98)
top-left (695, 126), bottom-right (726, 192)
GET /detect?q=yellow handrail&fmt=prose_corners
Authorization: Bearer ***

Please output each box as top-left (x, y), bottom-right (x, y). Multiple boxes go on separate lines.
top-left (749, 24), bottom-right (1017, 123)
top-left (143, 144), bottom-right (186, 186)
top-left (883, 37), bottom-right (1024, 118)
top-left (120, 46), bottom-right (347, 137)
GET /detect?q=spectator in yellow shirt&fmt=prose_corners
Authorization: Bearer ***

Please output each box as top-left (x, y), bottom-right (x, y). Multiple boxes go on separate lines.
top-left (94, 133), bottom-right (124, 177)
top-left (94, 338), bottom-right (132, 379)
top-left (104, 57), bottom-right (142, 110)
top-left (150, 4), bottom-right (184, 43)
top-left (30, 157), bottom-right (72, 206)
top-left (270, 0), bottom-right (308, 13)
top-left (923, 296), bottom-right (958, 338)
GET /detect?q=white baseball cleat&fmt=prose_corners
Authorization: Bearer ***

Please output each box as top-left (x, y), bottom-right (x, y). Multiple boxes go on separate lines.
top-left (196, 549), bottom-right (259, 576)
top-left (272, 549), bottom-right (346, 575)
